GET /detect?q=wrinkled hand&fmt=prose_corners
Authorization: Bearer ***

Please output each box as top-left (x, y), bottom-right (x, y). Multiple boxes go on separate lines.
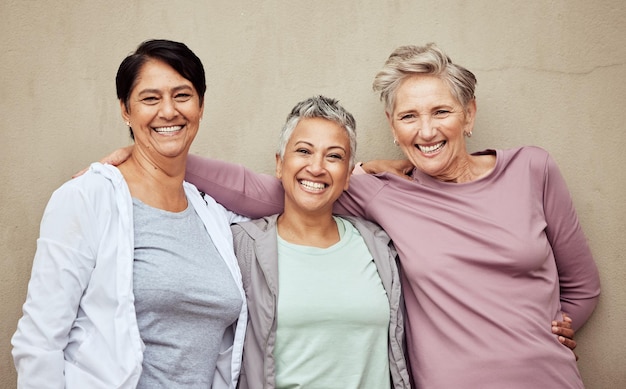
top-left (361, 159), bottom-right (414, 180)
top-left (72, 145), bottom-right (134, 178)
top-left (552, 313), bottom-right (578, 360)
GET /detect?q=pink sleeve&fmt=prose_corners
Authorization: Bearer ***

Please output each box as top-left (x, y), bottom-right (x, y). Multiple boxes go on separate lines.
top-left (334, 174), bottom-right (385, 219)
top-left (185, 154), bottom-right (284, 218)
top-left (543, 154), bottom-right (600, 330)
top-left (186, 154), bottom-right (379, 219)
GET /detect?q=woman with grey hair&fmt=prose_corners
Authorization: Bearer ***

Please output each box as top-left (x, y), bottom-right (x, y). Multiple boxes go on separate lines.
top-left (233, 95), bottom-right (409, 388)
top-left (179, 44), bottom-right (599, 388)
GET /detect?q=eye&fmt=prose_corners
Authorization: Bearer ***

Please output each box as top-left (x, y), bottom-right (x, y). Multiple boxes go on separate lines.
top-left (327, 153), bottom-right (344, 161)
top-left (141, 96), bottom-right (160, 105)
top-left (400, 113), bottom-right (416, 121)
top-left (296, 148), bottom-right (311, 155)
top-left (433, 110), bottom-right (451, 118)
top-left (174, 93), bottom-right (192, 102)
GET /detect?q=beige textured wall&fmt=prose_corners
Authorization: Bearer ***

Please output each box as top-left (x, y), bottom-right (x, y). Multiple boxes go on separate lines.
top-left (1, 1), bottom-right (624, 387)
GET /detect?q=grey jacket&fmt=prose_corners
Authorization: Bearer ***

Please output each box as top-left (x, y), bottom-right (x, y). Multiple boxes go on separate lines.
top-left (231, 214), bottom-right (411, 389)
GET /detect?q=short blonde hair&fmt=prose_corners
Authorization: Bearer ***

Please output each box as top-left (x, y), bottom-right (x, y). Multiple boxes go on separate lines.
top-left (372, 43), bottom-right (477, 113)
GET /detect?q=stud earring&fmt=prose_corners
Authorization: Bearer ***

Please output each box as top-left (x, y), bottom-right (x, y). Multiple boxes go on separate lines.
top-left (125, 121), bottom-right (130, 127)
top-left (463, 130), bottom-right (472, 137)
top-left (393, 139), bottom-right (399, 146)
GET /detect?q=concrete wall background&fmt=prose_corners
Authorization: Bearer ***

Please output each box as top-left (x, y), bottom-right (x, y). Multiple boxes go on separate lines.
top-left (1, 1), bottom-right (624, 387)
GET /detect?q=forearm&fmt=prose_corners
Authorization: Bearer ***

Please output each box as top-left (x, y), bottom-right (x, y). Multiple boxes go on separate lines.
top-left (543, 154), bottom-right (600, 329)
top-left (556, 226), bottom-right (600, 330)
top-left (185, 154), bottom-right (380, 220)
top-left (186, 154), bottom-right (284, 218)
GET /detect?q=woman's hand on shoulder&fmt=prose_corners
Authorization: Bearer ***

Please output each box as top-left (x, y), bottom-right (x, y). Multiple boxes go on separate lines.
top-left (72, 146), bottom-right (134, 178)
top-left (360, 159), bottom-right (414, 180)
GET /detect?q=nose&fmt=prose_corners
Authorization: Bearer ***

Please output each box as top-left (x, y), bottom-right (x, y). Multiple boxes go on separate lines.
top-left (306, 154), bottom-right (325, 175)
top-left (159, 97), bottom-right (178, 120)
top-left (418, 116), bottom-right (437, 140)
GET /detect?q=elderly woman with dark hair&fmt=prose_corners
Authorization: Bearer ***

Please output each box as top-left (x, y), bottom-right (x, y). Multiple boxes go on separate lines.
top-left (178, 43), bottom-right (600, 388)
top-left (12, 39), bottom-right (247, 389)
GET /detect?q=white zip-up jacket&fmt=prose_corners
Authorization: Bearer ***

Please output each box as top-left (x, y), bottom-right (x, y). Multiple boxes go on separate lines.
top-left (12, 163), bottom-right (247, 389)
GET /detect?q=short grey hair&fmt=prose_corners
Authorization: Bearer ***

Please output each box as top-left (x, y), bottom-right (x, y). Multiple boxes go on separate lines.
top-left (277, 95), bottom-right (357, 168)
top-left (372, 43), bottom-right (477, 114)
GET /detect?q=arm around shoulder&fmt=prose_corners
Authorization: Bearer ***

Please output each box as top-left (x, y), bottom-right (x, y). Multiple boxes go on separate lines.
top-left (186, 154), bottom-right (285, 218)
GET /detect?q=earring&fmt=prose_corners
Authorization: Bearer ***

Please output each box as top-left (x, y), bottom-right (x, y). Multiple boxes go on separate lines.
top-left (393, 139), bottom-right (399, 146)
top-left (125, 121), bottom-right (130, 127)
top-left (464, 130), bottom-right (472, 137)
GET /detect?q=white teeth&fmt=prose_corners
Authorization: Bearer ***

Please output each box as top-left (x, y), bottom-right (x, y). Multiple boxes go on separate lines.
top-left (300, 180), bottom-right (326, 190)
top-left (154, 125), bottom-right (183, 133)
top-left (418, 141), bottom-right (444, 153)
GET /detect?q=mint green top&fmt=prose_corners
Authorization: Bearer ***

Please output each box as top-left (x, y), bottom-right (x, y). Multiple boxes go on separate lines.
top-left (274, 217), bottom-right (391, 389)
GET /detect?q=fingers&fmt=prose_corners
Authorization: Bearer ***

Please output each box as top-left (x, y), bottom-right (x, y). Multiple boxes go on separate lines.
top-left (395, 160), bottom-right (414, 180)
top-left (552, 321), bottom-right (575, 342)
top-left (552, 314), bottom-right (578, 356)
top-left (99, 150), bottom-right (119, 164)
top-left (552, 319), bottom-right (572, 330)
top-left (72, 167), bottom-right (89, 179)
top-left (561, 312), bottom-right (573, 324)
top-left (400, 169), bottom-right (413, 180)
top-left (552, 324), bottom-right (574, 340)
top-left (556, 333), bottom-right (577, 349)
top-left (100, 145), bottom-right (133, 165)
top-left (72, 145), bottom-right (133, 178)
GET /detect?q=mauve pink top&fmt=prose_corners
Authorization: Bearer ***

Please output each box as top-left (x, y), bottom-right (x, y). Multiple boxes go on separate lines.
top-left (186, 146), bottom-right (600, 388)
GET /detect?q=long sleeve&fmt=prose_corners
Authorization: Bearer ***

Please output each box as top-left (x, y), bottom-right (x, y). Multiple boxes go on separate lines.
top-left (186, 154), bottom-right (384, 221)
top-left (186, 154), bottom-right (284, 218)
top-left (12, 183), bottom-right (98, 388)
top-left (542, 154), bottom-right (601, 330)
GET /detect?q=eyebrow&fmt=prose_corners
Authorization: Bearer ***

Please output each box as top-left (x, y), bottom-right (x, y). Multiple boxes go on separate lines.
top-left (396, 103), bottom-right (456, 114)
top-left (294, 140), bottom-right (347, 152)
top-left (137, 85), bottom-right (194, 95)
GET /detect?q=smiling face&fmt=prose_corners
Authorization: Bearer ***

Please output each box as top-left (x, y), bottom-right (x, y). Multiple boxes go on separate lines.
top-left (387, 74), bottom-right (476, 181)
top-left (276, 117), bottom-right (351, 217)
top-left (120, 59), bottom-right (203, 162)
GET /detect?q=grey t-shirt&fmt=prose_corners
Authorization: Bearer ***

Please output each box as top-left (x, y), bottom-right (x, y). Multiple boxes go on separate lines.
top-left (132, 198), bottom-right (242, 388)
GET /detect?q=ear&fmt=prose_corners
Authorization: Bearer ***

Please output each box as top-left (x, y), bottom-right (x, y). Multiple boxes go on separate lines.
top-left (275, 154), bottom-right (283, 179)
top-left (385, 110), bottom-right (399, 142)
top-left (343, 169), bottom-right (351, 191)
top-left (120, 100), bottom-right (130, 123)
top-left (464, 99), bottom-right (477, 132)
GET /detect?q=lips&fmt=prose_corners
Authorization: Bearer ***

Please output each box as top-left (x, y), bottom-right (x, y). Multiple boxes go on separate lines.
top-left (299, 179), bottom-right (327, 191)
top-left (153, 125), bottom-right (183, 134)
top-left (417, 140), bottom-right (445, 154)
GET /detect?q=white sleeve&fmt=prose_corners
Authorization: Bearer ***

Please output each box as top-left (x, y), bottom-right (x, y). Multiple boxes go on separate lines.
top-left (12, 183), bottom-right (97, 388)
